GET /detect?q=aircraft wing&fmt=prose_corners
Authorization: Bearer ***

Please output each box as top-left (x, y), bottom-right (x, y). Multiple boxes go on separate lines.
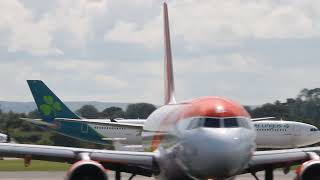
top-left (1, 142), bottom-right (320, 178)
top-left (244, 147), bottom-right (320, 174)
top-left (0, 143), bottom-right (156, 176)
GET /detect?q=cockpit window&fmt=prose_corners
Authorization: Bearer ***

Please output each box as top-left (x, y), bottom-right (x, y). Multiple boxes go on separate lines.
top-left (223, 118), bottom-right (239, 128)
top-left (310, 128), bottom-right (319, 132)
top-left (203, 118), bottom-right (220, 128)
top-left (187, 117), bottom-right (250, 130)
top-left (188, 118), bottom-right (220, 129)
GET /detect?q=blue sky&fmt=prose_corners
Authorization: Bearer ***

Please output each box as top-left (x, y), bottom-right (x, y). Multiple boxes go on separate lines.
top-left (0, 0), bottom-right (320, 105)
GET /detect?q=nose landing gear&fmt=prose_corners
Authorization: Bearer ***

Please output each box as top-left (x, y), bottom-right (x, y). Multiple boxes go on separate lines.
top-left (265, 167), bottom-right (274, 180)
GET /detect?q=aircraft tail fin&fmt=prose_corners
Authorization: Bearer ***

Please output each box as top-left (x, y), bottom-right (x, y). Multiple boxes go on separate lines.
top-left (27, 80), bottom-right (80, 122)
top-left (163, 2), bottom-right (176, 105)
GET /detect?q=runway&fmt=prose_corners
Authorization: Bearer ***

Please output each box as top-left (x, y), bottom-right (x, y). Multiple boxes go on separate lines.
top-left (0, 171), bottom-right (296, 180)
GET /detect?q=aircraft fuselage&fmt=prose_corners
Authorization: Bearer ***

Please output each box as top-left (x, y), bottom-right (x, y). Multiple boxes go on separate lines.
top-left (142, 96), bottom-right (256, 179)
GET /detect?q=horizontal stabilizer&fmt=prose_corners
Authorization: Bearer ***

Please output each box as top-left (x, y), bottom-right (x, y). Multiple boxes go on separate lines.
top-left (20, 118), bottom-right (56, 127)
top-left (54, 118), bottom-right (144, 129)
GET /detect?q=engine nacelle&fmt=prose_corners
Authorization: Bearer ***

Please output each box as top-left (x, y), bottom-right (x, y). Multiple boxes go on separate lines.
top-left (66, 160), bottom-right (108, 180)
top-left (296, 160), bottom-right (320, 180)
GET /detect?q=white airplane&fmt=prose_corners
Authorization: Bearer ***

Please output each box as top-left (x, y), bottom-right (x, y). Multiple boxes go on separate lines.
top-left (1, 2), bottom-right (320, 180)
top-left (255, 120), bottom-right (320, 149)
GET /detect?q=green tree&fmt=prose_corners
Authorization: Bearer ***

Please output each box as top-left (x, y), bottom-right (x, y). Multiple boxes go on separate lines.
top-left (76, 105), bottom-right (99, 119)
top-left (101, 106), bottom-right (126, 119)
top-left (126, 103), bottom-right (156, 119)
top-left (28, 109), bottom-right (40, 119)
top-left (250, 102), bottom-right (288, 119)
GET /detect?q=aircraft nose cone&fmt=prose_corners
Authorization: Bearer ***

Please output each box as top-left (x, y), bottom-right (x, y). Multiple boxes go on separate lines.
top-left (179, 128), bottom-right (253, 179)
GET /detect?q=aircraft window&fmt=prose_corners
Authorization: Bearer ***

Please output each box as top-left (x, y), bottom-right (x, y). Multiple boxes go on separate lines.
top-left (188, 118), bottom-right (220, 129)
top-left (310, 128), bottom-right (318, 132)
top-left (203, 118), bottom-right (220, 128)
top-left (223, 118), bottom-right (239, 128)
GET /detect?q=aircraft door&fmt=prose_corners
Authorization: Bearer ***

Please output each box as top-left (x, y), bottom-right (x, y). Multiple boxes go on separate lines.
top-left (81, 123), bottom-right (88, 133)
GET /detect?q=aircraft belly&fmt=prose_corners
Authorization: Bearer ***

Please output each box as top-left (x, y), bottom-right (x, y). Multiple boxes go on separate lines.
top-left (293, 134), bottom-right (319, 147)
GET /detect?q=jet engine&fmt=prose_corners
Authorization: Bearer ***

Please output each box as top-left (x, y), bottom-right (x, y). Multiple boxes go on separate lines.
top-left (296, 160), bottom-right (320, 180)
top-left (65, 160), bottom-right (108, 180)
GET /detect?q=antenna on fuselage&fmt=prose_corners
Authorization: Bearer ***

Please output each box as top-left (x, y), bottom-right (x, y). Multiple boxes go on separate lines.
top-left (163, 1), bottom-right (176, 105)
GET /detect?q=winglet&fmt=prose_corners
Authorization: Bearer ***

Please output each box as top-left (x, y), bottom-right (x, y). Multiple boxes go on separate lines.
top-left (163, 2), bottom-right (176, 105)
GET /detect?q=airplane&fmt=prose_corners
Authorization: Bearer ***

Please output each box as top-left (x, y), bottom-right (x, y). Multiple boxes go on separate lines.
top-left (24, 81), bottom-right (320, 150)
top-left (0, 2), bottom-right (320, 180)
top-left (255, 120), bottom-right (320, 149)
top-left (23, 80), bottom-right (143, 149)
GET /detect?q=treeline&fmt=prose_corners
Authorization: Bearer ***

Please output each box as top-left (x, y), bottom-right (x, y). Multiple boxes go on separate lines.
top-left (75, 103), bottom-right (156, 119)
top-left (247, 88), bottom-right (320, 127)
top-left (0, 103), bottom-right (156, 148)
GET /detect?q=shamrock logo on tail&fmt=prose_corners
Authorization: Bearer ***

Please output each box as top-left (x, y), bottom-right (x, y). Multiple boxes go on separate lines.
top-left (40, 96), bottom-right (62, 116)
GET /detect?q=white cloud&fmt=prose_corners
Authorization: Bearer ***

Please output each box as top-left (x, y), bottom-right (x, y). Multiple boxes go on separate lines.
top-left (1, 0), bottom-right (320, 106)
top-left (104, 0), bottom-right (320, 49)
top-left (42, 0), bottom-right (108, 48)
top-left (105, 19), bottom-right (162, 48)
top-left (94, 74), bottom-right (127, 89)
top-left (0, 0), bottom-right (62, 55)
top-left (0, 58), bottom-right (159, 103)
top-left (0, 0), bottom-right (108, 56)
top-left (174, 53), bottom-right (265, 74)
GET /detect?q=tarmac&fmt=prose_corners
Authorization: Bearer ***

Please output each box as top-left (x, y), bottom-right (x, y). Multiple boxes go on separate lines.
top-left (0, 171), bottom-right (296, 180)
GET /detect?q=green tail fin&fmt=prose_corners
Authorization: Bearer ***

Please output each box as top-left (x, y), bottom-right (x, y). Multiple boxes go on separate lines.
top-left (27, 80), bottom-right (80, 122)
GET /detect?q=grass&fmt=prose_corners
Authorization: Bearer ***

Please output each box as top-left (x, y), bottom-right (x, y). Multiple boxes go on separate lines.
top-left (0, 159), bottom-right (70, 171)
